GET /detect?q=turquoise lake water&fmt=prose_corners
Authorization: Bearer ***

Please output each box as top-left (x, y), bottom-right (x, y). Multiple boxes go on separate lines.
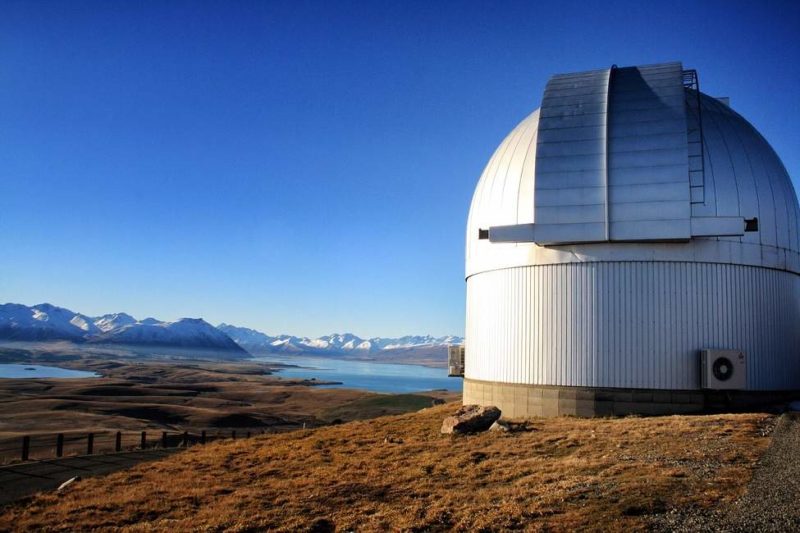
top-left (0, 364), bottom-right (99, 379)
top-left (254, 354), bottom-right (462, 393)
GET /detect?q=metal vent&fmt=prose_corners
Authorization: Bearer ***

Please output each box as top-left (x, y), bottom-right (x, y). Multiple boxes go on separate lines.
top-left (448, 345), bottom-right (465, 377)
top-left (700, 349), bottom-right (747, 390)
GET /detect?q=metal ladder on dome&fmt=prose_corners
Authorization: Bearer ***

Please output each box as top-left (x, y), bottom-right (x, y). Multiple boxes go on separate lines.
top-left (683, 69), bottom-right (705, 205)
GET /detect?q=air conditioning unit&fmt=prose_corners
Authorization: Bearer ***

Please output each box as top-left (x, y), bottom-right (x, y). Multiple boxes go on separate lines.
top-left (448, 345), bottom-right (465, 377)
top-left (700, 349), bottom-right (747, 390)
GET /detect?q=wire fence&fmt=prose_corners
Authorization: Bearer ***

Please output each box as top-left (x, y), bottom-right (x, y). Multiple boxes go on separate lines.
top-left (0, 428), bottom-right (270, 465)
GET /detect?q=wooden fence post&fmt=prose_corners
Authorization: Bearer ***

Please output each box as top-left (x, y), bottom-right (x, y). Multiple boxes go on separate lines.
top-left (141, 431), bottom-right (146, 450)
top-left (246, 431), bottom-right (251, 439)
top-left (21, 436), bottom-right (30, 461)
top-left (231, 430), bottom-right (236, 440)
top-left (201, 430), bottom-right (206, 444)
top-left (161, 431), bottom-right (167, 449)
top-left (87, 433), bottom-right (94, 455)
top-left (115, 431), bottom-right (122, 452)
top-left (182, 431), bottom-right (188, 447)
top-left (56, 433), bottom-right (64, 458)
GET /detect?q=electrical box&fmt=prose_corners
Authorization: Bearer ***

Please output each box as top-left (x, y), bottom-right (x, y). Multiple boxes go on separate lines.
top-left (700, 349), bottom-right (747, 390)
top-left (448, 345), bottom-right (465, 377)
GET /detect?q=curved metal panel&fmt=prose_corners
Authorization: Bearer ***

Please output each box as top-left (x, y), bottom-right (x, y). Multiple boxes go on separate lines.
top-left (530, 62), bottom-right (695, 243)
top-left (534, 67), bottom-right (610, 242)
top-left (466, 110), bottom-right (539, 271)
top-left (465, 262), bottom-right (800, 390)
top-left (466, 71), bottom-right (800, 278)
top-left (607, 62), bottom-right (690, 240)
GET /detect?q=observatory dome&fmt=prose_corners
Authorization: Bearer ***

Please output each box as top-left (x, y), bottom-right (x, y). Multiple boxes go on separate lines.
top-left (462, 62), bottom-right (800, 417)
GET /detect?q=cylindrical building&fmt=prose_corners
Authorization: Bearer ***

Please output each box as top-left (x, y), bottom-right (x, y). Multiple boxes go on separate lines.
top-left (463, 62), bottom-right (800, 417)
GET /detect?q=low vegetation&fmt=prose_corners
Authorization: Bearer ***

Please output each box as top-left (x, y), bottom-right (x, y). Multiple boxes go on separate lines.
top-left (321, 393), bottom-right (442, 421)
top-left (0, 403), bottom-right (773, 531)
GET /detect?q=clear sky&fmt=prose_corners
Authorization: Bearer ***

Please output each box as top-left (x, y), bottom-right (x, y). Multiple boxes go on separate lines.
top-left (1, 0), bottom-right (798, 338)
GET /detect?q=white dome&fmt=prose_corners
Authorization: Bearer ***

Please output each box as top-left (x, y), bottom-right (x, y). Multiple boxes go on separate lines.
top-left (467, 79), bottom-right (800, 279)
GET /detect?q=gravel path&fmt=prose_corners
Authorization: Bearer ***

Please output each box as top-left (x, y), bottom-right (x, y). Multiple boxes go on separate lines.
top-left (652, 412), bottom-right (800, 532)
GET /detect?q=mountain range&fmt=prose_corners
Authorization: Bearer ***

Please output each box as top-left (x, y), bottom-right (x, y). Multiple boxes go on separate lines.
top-left (216, 324), bottom-right (462, 356)
top-left (0, 303), bottom-right (244, 353)
top-left (0, 303), bottom-right (463, 362)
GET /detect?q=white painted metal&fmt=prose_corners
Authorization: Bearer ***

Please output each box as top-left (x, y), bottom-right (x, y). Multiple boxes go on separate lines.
top-left (607, 63), bottom-right (690, 241)
top-left (465, 262), bottom-right (800, 390)
top-left (522, 63), bottom-right (695, 244)
top-left (465, 62), bottom-right (800, 392)
top-left (466, 92), bottom-right (800, 278)
top-left (535, 67), bottom-right (611, 243)
top-left (690, 217), bottom-right (746, 237)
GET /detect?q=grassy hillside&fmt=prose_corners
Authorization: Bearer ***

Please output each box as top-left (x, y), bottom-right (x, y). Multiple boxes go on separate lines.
top-left (0, 403), bottom-right (773, 531)
top-left (0, 358), bottom-right (457, 435)
top-left (0, 357), bottom-right (457, 464)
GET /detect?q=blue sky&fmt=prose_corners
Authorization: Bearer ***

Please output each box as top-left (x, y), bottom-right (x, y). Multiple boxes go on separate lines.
top-left (1, 0), bottom-right (798, 337)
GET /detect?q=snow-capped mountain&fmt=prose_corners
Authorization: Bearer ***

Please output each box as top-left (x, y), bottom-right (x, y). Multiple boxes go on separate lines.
top-left (0, 303), bottom-right (461, 362)
top-left (216, 324), bottom-right (277, 348)
top-left (93, 318), bottom-right (244, 352)
top-left (217, 324), bottom-right (463, 357)
top-left (93, 312), bottom-right (137, 333)
top-left (0, 303), bottom-right (246, 354)
top-left (0, 303), bottom-right (99, 341)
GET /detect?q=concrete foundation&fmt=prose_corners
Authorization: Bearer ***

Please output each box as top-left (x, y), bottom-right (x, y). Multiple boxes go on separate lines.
top-left (463, 378), bottom-right (799, 418)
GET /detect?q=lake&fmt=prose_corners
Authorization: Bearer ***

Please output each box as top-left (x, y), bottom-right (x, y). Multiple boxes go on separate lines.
top-left (0, 364), bottom-right (99, 379)
top-left (254, 354), bottom-right (463, 394)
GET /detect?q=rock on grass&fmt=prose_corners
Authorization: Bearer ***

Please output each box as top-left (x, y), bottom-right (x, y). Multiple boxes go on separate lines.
top-left (441, 405), bottom-right (501, 434)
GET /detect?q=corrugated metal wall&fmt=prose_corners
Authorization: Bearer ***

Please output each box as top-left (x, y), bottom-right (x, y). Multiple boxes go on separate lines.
top-left (465, 262), bottom-right (800, 390)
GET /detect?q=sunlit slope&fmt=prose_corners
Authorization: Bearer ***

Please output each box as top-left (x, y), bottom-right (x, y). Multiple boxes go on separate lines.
top-left (1, 404), bottom-right (772, 531)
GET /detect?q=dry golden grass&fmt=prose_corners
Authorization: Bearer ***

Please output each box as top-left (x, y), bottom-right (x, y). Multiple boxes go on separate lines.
top-left (0, 403), bottom-right (772, 532)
